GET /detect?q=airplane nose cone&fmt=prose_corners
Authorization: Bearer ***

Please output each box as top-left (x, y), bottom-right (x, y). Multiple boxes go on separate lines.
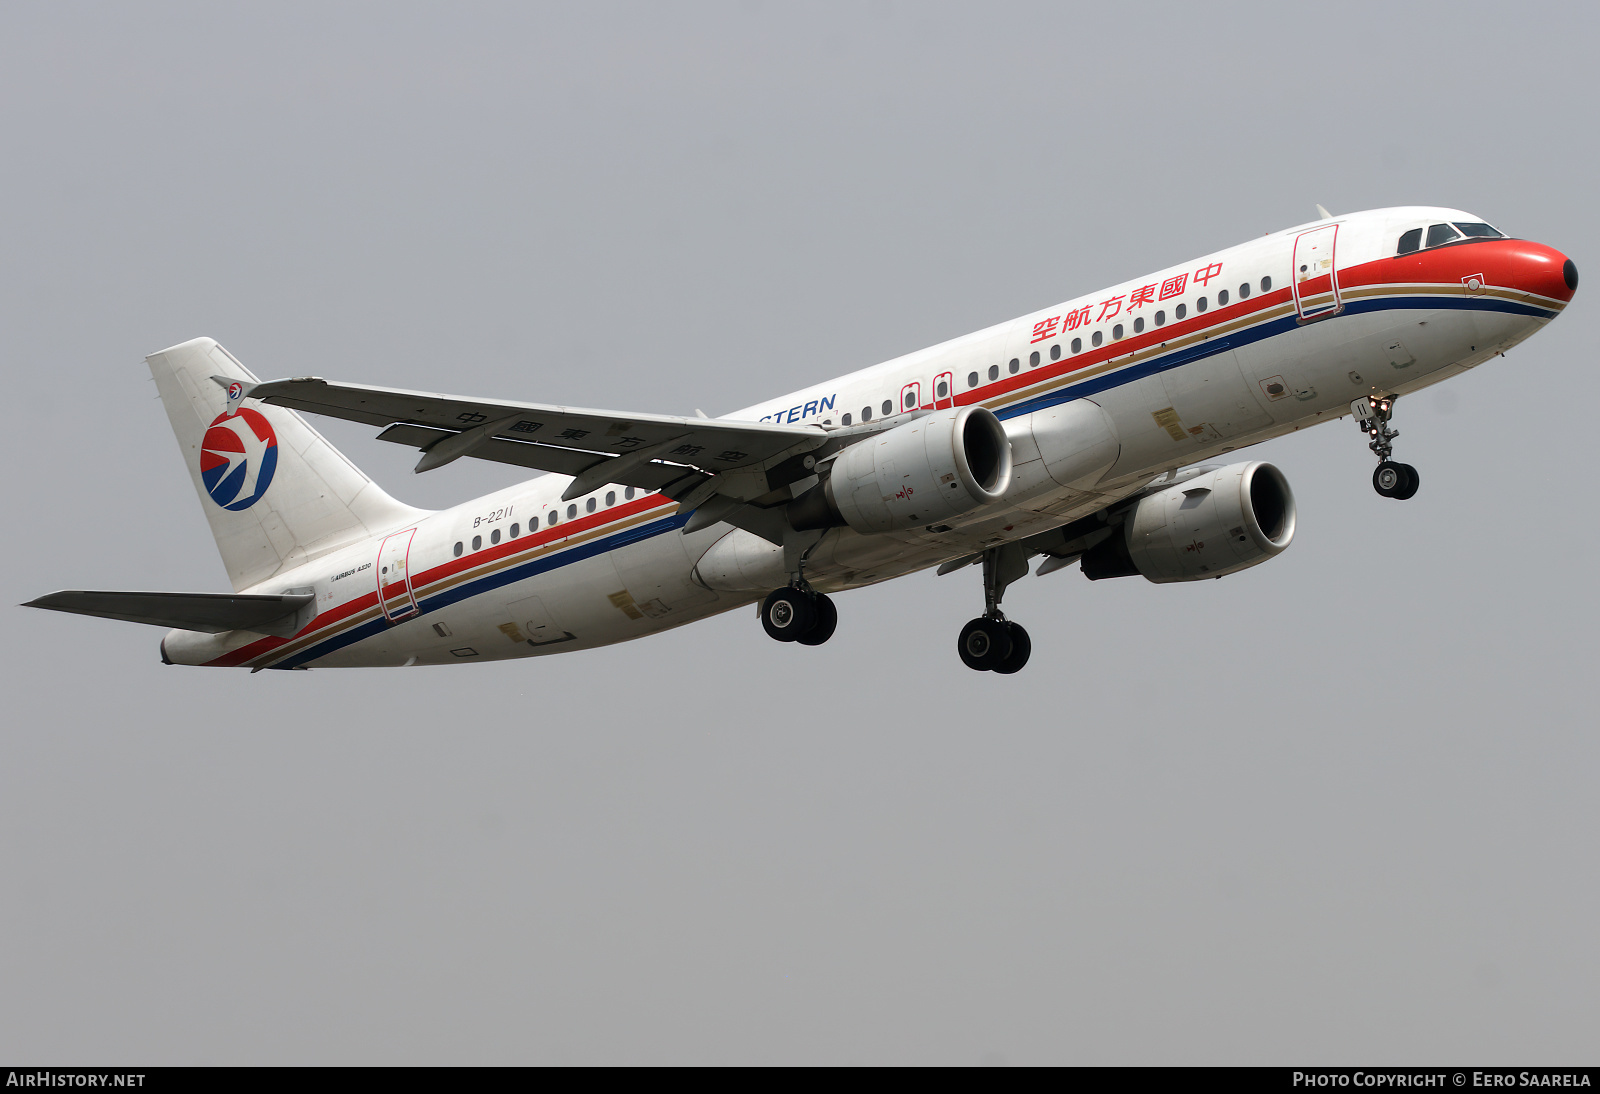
top-left (1505, 241), bottom-right (1577, 303)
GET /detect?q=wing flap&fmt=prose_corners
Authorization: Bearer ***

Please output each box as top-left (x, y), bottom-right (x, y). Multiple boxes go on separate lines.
top-left (25, 590), bottom-right (317, 638)
top-left (374, 424), bottom-right (692, 491)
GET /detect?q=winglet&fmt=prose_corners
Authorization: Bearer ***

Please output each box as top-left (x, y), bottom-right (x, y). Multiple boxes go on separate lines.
top-left (1316, 204), bottom-right (1333, 220)
top-left (209, 375), bottom-right (254, 416)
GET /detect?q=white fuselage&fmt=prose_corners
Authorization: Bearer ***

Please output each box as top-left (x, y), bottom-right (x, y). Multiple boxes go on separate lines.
top-left (161, 206), bottom-right (1573, 669)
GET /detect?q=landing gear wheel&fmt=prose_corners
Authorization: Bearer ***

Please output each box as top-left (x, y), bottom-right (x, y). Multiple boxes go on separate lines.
top-left (991, 622), bottom-right (1032, 675)
top-left (761, 587), bottom-right (816, 642)
top-left (1394, 462), bottom-right (1419, 500)
top-left (1373, 461), bottom-right (1420, 500)
top-left (1373, 462), bottom-right (1404, 498)
top-left (957, 617), bottom-right (1013, 671)
top-left (796, 593), bottom-right (837, 646)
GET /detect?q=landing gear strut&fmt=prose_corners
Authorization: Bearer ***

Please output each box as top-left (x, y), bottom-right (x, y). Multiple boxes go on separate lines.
top-left (1352, 396), bottom-right (1419, 500)
top-left (957, 544), bottom-right (1032, 674)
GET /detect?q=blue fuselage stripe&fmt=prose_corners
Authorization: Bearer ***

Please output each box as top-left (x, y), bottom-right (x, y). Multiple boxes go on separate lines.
top-left (276, 292), bottom-right (1552, 667)
top-left (998, 294), bottom-right (1553, 421)
top-left (272, 512), bottom-right (692, 668)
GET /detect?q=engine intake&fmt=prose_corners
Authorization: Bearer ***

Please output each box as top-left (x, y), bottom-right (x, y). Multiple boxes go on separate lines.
top-left (791, 406), bottom-right (1012, 534)
top-left (1081, 461), bottom-right (1296, 583)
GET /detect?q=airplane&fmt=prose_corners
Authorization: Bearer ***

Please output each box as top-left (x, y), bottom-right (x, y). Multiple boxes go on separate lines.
top-left (25, 206), bottom-right (1578, 673)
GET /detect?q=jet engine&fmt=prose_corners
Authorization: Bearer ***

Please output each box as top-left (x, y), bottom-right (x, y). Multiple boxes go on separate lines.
top-left (789, 406), bottom-right (1012, 534)
top-left (1081, 461), bottom-right (1296, 583)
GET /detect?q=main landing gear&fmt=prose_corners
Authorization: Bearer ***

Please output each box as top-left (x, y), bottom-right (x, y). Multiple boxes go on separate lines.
top-left (760, 585), bottom-right (837, 645)
top-left (1352, 395), bottom-right (1419, 500)
top-left (957, 544), bottom-right (1032, 674)
top-left (760, 529), bottom-right (838, 646)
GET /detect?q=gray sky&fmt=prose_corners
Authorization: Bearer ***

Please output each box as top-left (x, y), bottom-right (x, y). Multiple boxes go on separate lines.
top-left (3, 0), bottom-right (1596, 1065)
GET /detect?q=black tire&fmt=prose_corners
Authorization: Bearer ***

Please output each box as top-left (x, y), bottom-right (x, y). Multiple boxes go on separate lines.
top-left (796, 593), bottom-right (837, 646)
top-left (991, 622), bottom-right (1032, 674)
top-left (1394, 462), bottom-right (1420, 500)
top-left (761, 588), bottom-right (816, 642)
top-left (1373, 461), bottom-right (1406, 498)
top-left (957, 617), bottom-right (1012, 671)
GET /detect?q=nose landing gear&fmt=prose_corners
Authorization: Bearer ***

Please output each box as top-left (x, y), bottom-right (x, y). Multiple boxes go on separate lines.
top-left (956, 543), bottom-right (1032, 674)
top-left (1352, 396), bottom-right (1419, 500)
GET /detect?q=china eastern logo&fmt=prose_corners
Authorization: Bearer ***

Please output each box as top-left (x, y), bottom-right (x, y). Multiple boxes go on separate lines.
top-left (200, 407), bottom-right (278, 510)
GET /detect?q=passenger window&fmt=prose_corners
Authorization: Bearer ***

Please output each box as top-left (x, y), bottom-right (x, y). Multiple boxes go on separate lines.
top-left (1176, 303), bottom-right (1187, 320)
top-left (1091, 331), bottom-right (1103, 347)
top-left (1133, 317), bottom-right (1145, 333)
top-left (472, 535), bottom-right (482, 550)
top-left (936, 380), bottom-right (948, 398)
top-left (1071, 337), bottom-right (1082, 354)
top-left (862, 406), bottom-right (872, 421)
top-left (1050, 344), bottom-right (1060, 361)
top-left (842, 412), bottom-right (852, 425)
top-left (1197, 297), bottom-right (1208, 313)
top-left (1009, 357), bottom-right (1020, 372)
top-left (902, 391), bottom-right (916, 410)
top-left (1217, 289), bottom-right (1229, 306)
top-left (1426, 223), bottom-right (1461, 248)
top-left (988, 364), bottom-right (999, 380)
top-left (1112, 323), bottom-right (1124, 340)
top-left (566, 504), bottom-right (577, 518)
top-left (1397, 228), bottom-right (1423, 255)
top-left (1155, 310), bottom-right (1165, 326)
top-left (586, 498), bottom-right (596, 513)
top-left (967, 372), bottom-right (978, 387)
top-left (625, 487), bottom-right (635, 500)
top-left (510, 523), bottom-right (519, 538)
top-left (1239, 282), bottom-right (1250, 299)
top-left (453, 541), bottom-right (463, 557)
top-left (1455, 221), bottom-right (1504, 239)
top-left (605, 491), bottom-right (615, 506)
top-left (547, 511), bottom-right (557, 526)
top-left (1260, 276), bottom-right (1272, 292)
top-left (881, 400), bottom-right (892, 416)
top-left (490, 528), bottom-right (501, 545)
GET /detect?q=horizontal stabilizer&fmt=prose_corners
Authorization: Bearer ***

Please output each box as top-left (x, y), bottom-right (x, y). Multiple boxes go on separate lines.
top-left (24, 590), bottom-right (316, 638)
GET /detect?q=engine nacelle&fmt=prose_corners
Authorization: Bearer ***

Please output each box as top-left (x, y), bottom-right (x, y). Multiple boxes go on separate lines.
top-left (793, 406), bottom-right (1012, 535)
top-left (1081, 461), bottom-right (1296, 583)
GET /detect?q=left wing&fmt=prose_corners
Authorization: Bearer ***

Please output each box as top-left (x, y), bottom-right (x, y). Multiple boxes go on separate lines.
top-left (244, 376), bottom-right (829, 506)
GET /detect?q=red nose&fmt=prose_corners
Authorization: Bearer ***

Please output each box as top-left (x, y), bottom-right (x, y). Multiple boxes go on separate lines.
top-left (1504, 240), bottom-right (1578, 303)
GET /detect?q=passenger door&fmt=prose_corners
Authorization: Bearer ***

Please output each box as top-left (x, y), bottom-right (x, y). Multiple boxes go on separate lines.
top-left (377, 528), bottom-right (420, 623)
top-left (1291, 225), bottom-right (1342, 321)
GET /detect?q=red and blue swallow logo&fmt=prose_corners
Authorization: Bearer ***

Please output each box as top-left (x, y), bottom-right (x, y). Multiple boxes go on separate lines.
top-left (200, 407), bottom-right (278, 510)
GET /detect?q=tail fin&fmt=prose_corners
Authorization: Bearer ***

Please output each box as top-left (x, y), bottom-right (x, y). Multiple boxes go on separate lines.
top-left (148, 337), bottom-right (427, 591)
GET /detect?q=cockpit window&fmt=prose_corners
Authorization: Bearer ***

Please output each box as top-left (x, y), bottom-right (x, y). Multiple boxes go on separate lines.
top-left (1426, 223), bottom-right (1461, 248)
top-left (1397, 228), bottom-right (1423, 255)
top-left (1454, 221), bottom-right (1504, 239)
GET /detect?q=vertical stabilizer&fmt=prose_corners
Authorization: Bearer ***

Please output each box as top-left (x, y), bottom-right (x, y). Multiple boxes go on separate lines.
top-left (148, 337), bottom-right (427, 591)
